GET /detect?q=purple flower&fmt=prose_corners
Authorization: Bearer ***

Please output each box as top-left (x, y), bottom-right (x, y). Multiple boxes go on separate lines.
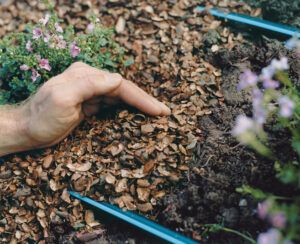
top-left (39, 58), bottom-right (52, 71)
top-left (257, 229), bottom-right (281, 244)
top-left (271, 57), bottom-right (289, 71)
top-left (31, 69), bottom-right (40, 82)
top-left (252, 88), bottom-right (263, 106)
top-left (232, 115), bottom-right (255, 136)
top-left (257, 200), bottom-right (272, 219)
top-left (26, 40), bottom-right (33, 52)
top-left (20, 64), bottom-right (29, 71)
top-left (238, 69), bottom-right (258, 91)
top-left (252, 89), bottom-right (266, 124)
top-left (39, 13), bottom-right (50, 26)
top-left (55, 23), bottom-right (63, 33)
top-left (87, 23), bottom-right (95, 33)
top-left (270, 212), bottom-right (286, 229)
top-left (70, 42), bottom-right (81, 58)
top-left (278, 96), bottom-right (295, 118)
top-left (261, 66), bottom-right (275, 80)
top-left (263, 79), bottom-right (280, 89)
top-left (32, 28), bottom-right (43, 40)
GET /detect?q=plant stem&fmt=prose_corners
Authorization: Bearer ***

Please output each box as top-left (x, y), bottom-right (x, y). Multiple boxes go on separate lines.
top-left (220, 227), bottom-right (256, 244)
top-left (205, 224), bottom-right (256, 244)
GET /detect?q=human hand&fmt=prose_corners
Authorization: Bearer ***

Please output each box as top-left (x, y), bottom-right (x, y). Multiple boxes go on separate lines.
top-left (0, 62), bottom-right (170, 155)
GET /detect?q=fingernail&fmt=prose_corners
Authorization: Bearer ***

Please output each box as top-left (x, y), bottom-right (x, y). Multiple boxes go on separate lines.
top-left (159, 102), bottom-right (171, 115)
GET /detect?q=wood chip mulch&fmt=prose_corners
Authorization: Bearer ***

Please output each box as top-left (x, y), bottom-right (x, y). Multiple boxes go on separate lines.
top-left (0, 0), bottom-right (260, 242)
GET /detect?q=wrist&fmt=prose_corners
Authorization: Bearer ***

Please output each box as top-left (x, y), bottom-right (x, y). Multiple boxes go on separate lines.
top-left (0, 104), bottom-right (34, 156)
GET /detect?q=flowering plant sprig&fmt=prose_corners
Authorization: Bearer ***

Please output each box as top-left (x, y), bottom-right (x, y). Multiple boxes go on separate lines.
top-left (0, 13), bottom-right (124, 104)
top-left (234, 38), bottom-right (300, 244)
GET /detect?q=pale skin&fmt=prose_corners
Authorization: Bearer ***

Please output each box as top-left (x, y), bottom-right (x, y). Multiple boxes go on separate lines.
top-left (0, 62), bottom-right (170, 157)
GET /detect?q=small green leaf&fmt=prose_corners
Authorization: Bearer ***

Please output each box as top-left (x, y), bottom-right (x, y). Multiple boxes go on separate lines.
top-left (124, 57), bottom-right (134, 67)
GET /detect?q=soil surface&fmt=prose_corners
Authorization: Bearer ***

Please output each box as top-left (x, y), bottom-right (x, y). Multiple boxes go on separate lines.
top-left (0, 1), bottom-right (299, 244)
top-left (244, 0), bottom-right (300, 28)
top-left (156, 38), bottom-right (300, 243)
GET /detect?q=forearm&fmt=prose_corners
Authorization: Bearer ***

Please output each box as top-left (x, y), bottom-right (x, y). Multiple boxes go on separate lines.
top-left (0, 105), bottom-right (32, 156)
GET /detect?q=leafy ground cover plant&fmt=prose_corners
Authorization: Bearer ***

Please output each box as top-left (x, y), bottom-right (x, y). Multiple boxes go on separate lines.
top-left (233, 37), bottom-right (300, 244)
top-left (0, 7), bottom-right (123, 104)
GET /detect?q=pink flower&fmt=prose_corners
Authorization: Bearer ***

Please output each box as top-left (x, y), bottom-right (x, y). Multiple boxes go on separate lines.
top-left (257, 229), bottom-right (281, 244)
top-left (55, 23), bottom-right (63, 33)
top-left (70, 43), bottom-right (81, 58)
top-left (43, 33), bottom-right (51, 43)
top-left (257, 200), bottom-right (272, 219)
top-left (87, 23), bottom-right (95, 33)
top-left (39, 13), bottom-right (50, 26)
top-left (56, 35), bottom-right (66, 49)
top-left (26, 40), bottom-right (33, 52)
top-left (32, 28), bottom-right (43, 40)
top-left (270, 212), bottom-right (286, 229)
top-left (31, 69), bottom-right (40, 82)
top-left (278, 96), bottom-right (295, 118)
top-left (49, 35), bottom-right (66, 49)
top-left (39, 58), bottom-right (52, 71)
top-left (20, 64), bottom-right (29, 71)
top-left (238, 69), bottom-right (258, 91)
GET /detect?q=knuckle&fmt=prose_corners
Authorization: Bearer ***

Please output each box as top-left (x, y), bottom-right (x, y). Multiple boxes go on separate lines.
top-left (49, 90), bottom-right (73, 106)
top-left (70, 61), bottom-right (87, 69)
top-left (66, 63), bottom-right (91, 80)
top-left (111, 72), bottom-right (122, 81)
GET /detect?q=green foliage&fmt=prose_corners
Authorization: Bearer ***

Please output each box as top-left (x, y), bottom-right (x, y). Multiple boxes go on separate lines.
top-left (233, 47), bottom-right (300, 243)
top-left (0, 13), bottom-right (124, 104)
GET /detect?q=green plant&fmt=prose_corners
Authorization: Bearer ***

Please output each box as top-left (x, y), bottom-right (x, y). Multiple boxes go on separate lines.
top-left (0, 10), bottom-right (124, 104)
top-left (233, 38), bottom-right (300, 244)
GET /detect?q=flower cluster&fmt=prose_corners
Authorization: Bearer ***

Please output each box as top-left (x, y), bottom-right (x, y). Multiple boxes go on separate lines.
top-left (0, 13), bottom-right (124, 104)
top-left (233, 57), bottom-right (295, 141)
top-left (233, 38), bottom-right (300, 244)
top-left (258, 201), bottom-right (287, 229)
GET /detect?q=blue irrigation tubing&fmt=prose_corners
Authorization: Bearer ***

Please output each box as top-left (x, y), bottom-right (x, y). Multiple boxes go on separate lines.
top-left (195, 6), bottom-right (300, 38)
top-left (69, 191), bottom-right (198, 244)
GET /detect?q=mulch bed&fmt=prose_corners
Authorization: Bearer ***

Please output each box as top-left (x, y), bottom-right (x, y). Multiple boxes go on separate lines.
top-left (0, 0), bottom-right (298, 243)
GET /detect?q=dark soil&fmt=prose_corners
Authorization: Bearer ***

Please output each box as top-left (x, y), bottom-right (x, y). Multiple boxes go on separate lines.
top-left (244, 0), bottom-right (300, 28)
top-left (1, 1), bottom-right (299, 244)
top-left (154, 38), bottom-right (300, 243)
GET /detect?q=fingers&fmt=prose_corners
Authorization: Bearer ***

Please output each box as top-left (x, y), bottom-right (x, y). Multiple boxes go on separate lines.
top-left (63, 62), bottom-right (170, 116)
top-left (114, 79), bottom-right (171, 116)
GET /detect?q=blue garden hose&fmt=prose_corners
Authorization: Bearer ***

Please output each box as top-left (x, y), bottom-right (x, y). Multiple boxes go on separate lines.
top-left (195, 6), bottom-right (300, 38)
top-left (69, 191), bottom-right (198, 244)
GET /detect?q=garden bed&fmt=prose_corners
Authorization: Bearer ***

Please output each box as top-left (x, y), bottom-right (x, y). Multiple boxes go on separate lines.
top-left (0, 0), bottom-right (299, 243)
